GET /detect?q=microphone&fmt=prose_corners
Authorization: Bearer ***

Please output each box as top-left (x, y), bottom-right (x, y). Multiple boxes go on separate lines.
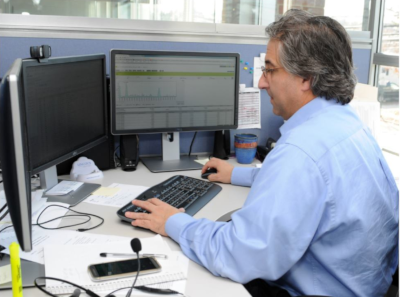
top-left (126, 238), bottom-right (142, 297)
top-left (131, 238), bottom-right (142, 253)
top-left (125, 238), bottom-right (181, 296)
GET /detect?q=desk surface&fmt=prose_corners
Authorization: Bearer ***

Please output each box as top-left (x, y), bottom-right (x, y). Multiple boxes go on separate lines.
top-left (2, 158), bottom-right (256, 296)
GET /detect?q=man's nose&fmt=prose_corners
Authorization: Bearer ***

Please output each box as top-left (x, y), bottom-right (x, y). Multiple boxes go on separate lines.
top-left (258, 75), bottom-right (268, 90)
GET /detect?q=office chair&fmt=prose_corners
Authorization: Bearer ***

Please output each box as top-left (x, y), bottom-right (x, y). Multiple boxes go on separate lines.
top-left (385, 266), bottom-right (399, 297)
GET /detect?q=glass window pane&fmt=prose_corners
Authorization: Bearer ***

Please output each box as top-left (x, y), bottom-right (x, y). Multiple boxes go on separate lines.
top-left (381, 0), bottom-right (399, 55)
top-left (0, 0), bottom-right (371, 28)
top-left (269, 0), bottom-right (370, 30)
top-left (378, 66), bottom-right (399, 155)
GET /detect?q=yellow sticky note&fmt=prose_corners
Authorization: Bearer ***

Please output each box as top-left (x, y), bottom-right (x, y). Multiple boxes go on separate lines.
top-left (91, 187), bottom-right (120, 197)
top-left (0, 264), bottom-right (12, 285)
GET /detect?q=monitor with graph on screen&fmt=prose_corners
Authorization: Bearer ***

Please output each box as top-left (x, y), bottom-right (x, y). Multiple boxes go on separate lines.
top-left (110, 50), bottom-right (239, 172)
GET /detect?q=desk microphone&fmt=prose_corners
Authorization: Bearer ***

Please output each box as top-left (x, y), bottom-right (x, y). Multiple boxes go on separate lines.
top-left (126, 238), bottom-right (142, 297)
top-left (131, 238), bottom-right (142, 254)
top-left (126, 238), bottom-right (181, 296)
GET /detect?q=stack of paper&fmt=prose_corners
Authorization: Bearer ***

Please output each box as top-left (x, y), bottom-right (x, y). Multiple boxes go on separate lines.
top-left (43, 235), bottom-right (187, 295)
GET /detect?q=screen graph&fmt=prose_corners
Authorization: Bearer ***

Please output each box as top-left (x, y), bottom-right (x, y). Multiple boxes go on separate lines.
top-left (112, 51), bottom-right (238, 134)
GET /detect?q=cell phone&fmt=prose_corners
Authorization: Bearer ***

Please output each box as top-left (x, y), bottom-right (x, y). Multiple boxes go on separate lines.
top-left (87, 257), bottom-right (161, 282)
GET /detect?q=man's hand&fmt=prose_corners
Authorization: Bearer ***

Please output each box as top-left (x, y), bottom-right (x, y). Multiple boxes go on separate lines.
top-left (201, 158), bottom-right (234, 184)
top-left (125, 198), bottom-right (185, 236)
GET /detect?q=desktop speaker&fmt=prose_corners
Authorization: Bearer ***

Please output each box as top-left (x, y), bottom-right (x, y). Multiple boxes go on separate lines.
top-left (212, 130), bottom-right (231, 160)
top-left (120, 135), bottom-right (139, 171)
top-left (56, 76), bottom-right (115, 175)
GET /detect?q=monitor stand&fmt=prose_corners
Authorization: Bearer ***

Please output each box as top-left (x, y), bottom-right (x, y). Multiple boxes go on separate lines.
top-left (40, 166), bottom-right (100, 206)
top-left (141, 132), bottom-right (203, 173)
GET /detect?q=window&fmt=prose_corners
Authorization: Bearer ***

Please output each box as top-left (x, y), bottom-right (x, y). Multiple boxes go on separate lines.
top-left (0, 0), bottom-right (371, 30)
top-left (372, 0), bottom-right (399, 156)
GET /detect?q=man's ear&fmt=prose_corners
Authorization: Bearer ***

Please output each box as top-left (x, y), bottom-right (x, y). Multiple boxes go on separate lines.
top-left (300, 76), bottom-right (312, 92)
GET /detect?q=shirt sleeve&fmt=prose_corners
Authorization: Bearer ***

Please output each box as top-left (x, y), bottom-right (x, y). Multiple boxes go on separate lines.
top-left (231, 167), bottom-right (260, 187)
top-left (165, 144), bottom-right (328, 283)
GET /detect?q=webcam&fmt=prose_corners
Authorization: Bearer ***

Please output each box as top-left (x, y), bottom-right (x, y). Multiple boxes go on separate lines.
top-left (30, 45), bottom-right (51, 61)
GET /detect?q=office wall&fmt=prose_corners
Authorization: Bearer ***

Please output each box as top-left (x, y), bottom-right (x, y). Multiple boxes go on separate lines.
top-left (0, 37), bottom-right (371, 156)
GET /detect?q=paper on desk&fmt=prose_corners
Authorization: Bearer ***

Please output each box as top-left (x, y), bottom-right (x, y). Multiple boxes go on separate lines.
top-left (46, 180), bottom-right (83, 195)
top-left (238, 88), bottom-right (261, 129)
top-left (194, 158), bottom-right (209, 166)
top-left (253, 53), bottom-right (266, 88)
top-left (144, 251), bottom-right (189, 294)
top-left (111, 251), bottom-right (190, 296)
top-left (85, 183), bottom-right (149, 207)
top-left (91, 186), bottom-right (120, 197)
top-left (44, 235), bottom-right (186, 294)
top-left (0, 264), bottom-right (12, 285)
top-left (0, 190), bottom-right (68, 233)
top-left (1, 227), bottom-right (130, 264)
top-left (0, 191), bottom-right (9, 230)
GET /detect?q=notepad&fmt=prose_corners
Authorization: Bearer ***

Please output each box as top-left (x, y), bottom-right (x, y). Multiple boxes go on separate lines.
top-left (43, 235), bottom-right (186, 294)
top-left (45, 180), bottom-right (83, 195)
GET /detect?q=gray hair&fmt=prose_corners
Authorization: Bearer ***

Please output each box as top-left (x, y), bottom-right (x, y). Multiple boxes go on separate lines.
top-left (265, 9), bottom-right (357, 104)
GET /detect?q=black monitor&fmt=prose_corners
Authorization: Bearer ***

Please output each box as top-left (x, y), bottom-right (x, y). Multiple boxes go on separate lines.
top-left (0, 54), bottom-right (108, 252)
top-left (110, 50), bottom-right (239, 172)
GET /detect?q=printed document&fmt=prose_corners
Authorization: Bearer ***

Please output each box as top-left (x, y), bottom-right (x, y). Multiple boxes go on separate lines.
top-left (1, 227), bottom-right (129, 264)
top-left (44, 235), bottom-right (186, 294)
top-left (85, 183), bottom-right (149, 207)
top-left (238, 88), bottom-right (261, 129)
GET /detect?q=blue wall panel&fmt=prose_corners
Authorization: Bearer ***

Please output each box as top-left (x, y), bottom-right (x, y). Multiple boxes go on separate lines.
top-left (0, 37), bottom-right (371, 156)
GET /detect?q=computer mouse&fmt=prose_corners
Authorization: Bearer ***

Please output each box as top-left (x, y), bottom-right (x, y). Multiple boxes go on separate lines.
top-left (201, 167), bottom-right (217, 179)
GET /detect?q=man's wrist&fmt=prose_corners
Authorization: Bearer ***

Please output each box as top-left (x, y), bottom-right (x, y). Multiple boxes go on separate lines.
top-left (165, 212), bottom-right (194, 242)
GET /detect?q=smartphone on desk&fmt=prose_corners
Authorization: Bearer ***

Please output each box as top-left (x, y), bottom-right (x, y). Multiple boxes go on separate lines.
top-left (88, 257), bottom-right (161, 281)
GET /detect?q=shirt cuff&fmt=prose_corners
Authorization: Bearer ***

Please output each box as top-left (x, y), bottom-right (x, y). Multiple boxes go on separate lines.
top-left (165, 212), bottom-right (195, 243)
top-left (231, 167), bottom-right (256, 187)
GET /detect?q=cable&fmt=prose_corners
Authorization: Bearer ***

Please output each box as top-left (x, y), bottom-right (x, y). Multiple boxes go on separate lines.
top-left (34, 276), bottom-right (101, 297)
top-left (0, 205), bottom-right (104, 233)
top-left (0, 209), bottom-right (9, 221)
top-left (0, 225), bottom-right (12, 233)
top-left (105, 287), bottom-right (130, 297)
top-left (35, 205), bottom-right (104, 232)
top-left (126, 238), bottom-right (141, 297)
top-left (0, 203), bottom-right (7, 213)
top-left (188, 132), bottom-right (197, 157)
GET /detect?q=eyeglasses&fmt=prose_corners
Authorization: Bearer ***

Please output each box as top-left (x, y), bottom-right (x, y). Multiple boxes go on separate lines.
top-left (261, 65), bottom-right (282, 78)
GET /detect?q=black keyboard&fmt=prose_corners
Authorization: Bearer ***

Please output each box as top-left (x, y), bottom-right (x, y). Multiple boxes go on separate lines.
top-left (117, 175), bottom-right (222, 222)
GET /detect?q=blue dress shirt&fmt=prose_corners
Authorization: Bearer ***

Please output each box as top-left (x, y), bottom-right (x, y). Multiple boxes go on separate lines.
top-left (166, 97), bottom-right (399, 297)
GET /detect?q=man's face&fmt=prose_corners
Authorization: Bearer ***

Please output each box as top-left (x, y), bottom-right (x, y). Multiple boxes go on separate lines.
top-left (258, 39), bottom-right (303, 120)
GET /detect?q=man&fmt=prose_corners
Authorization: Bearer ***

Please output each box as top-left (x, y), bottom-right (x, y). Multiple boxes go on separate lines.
top-left (125, 9), bottom-right (399, 297)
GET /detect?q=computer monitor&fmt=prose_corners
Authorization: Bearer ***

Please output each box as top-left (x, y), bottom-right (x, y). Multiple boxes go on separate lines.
top-left (0, 54), bottom-right (108, 252)
top-left (110, 50), bottom-right (239, 172)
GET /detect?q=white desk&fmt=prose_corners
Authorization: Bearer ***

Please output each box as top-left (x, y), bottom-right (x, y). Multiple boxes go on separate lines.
top-left (2, 158), bottom-right (256, 296)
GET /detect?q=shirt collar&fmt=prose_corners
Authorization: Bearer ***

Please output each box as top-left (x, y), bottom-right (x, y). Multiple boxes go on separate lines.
top-left (279, 97), bottom-right (340, 135)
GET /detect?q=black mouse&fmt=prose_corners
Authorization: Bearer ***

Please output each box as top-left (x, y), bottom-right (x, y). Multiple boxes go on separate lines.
top-left (201, 168), bottom-right (217, 179)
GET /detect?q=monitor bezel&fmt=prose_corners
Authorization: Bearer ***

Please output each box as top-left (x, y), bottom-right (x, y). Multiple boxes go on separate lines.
top-left (110, 49), bottom-right (240, 136)
top-left (20, 54), bottom-right (109, 175)
top-left (0, 59), bottom-right (33, 251)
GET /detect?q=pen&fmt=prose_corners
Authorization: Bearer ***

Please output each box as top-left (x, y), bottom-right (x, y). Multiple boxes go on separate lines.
top-left (99, 252), bottom-right (167, 259)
